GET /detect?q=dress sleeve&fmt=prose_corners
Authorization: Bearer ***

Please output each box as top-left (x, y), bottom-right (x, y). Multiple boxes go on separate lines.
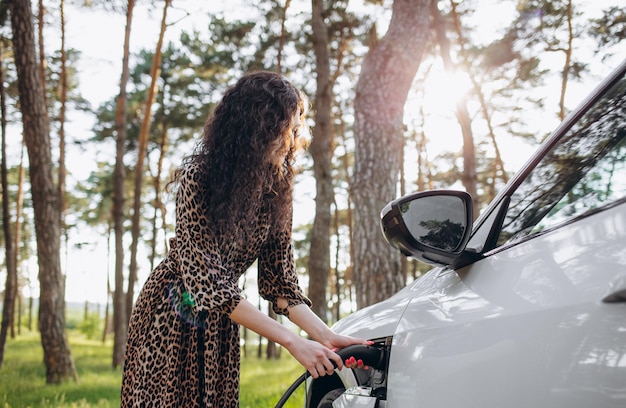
top-left (173, 165), bottom-right (242, 316)
top-left (258, 212), bottom-right (312, 317)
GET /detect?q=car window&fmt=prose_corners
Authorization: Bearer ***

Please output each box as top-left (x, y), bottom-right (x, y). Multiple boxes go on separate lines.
top-left (496, 74), bottom-right (626, 247)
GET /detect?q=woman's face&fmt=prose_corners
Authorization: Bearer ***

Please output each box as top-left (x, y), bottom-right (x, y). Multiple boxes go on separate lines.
top-left (271, 108), bottom-right (301, 167)
top-left (291, 109), bottom-right (301, 147)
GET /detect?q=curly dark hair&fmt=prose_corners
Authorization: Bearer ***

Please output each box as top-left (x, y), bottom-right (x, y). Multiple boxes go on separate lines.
top-left (170, 71), bottom-right (308, 242)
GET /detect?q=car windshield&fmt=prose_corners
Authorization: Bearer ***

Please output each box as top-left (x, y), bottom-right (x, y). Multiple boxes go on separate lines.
top-left (497, 73), bottom-right (626, 246)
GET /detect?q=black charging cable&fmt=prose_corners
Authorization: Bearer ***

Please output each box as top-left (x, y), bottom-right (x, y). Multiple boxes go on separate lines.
top-left (274, 344), bottom-right (386, 408)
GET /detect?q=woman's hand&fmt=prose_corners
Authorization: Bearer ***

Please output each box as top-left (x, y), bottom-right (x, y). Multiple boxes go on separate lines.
top-left (280, 302), bottom-right (373, 374)
top-left (343, 355), bottom-right (369, 370)
top-left (229, 300), bottom-right (371, 376)
top-left (320, 332), bottom-right (373, 371)
top-left (319, 331), bottom-right (372, 351)
top-left (285, 337), bottom-right (343, 379)
top-left (287, 333), bottom-right (374, 377)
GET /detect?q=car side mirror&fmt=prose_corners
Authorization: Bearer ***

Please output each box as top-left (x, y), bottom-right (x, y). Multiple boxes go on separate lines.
top-left (380, 190), bottom-right (473, 266)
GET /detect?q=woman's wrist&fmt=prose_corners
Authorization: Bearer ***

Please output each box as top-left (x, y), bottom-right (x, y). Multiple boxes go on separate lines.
top-left (277, 327), bottom-right (300, 350)
top-left (285, 303), bottom-right (333, 343)
top-left (313, 327), bottom-right (337, 346)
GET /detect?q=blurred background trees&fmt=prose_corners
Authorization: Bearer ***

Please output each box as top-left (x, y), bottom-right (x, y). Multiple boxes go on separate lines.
top-left (0, 0), bottom-right (624, 382)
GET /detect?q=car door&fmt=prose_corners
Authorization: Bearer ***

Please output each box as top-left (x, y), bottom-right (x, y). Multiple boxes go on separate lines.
top-left (387, 61), bottom-right (626, 407)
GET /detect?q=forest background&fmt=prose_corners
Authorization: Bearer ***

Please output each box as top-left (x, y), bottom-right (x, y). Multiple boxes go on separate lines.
top-left (0, 0), bottom-right (625, 384)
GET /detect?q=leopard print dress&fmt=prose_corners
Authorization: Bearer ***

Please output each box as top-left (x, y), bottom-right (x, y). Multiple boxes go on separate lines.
top-left (121, 163), bottom-right (311, 407)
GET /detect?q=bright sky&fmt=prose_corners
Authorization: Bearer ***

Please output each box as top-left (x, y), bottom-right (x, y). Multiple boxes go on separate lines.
top-left (18, 0), bottom-right (626, 304)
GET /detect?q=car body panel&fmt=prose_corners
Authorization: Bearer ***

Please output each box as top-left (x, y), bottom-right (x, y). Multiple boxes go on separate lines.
top-left (331, 270), bottom-right (442, 340)
top-left (386, 203), bottom-right (626, 407)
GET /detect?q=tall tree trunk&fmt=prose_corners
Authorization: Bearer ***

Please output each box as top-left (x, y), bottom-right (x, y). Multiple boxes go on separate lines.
top-left (448, 1), bottom-right (508, 202)
top-left (58, 0), bottom-right (68, 236)
top-left (103, 225), bottom-right (112, 344)
top-left (28, 296), bottom-right (33, 332)
top-left (8, 0), bottom-right (77, 383)
top-left (332, 200), bottom-right (341, 322)
top-left (112, 0), bottom-right (136, 369)
top-left (126, 0), bottom-right (170, 322)
top-left (149, 120), bottom-right (169, 272)
top-left (308, 0), bottom-right (333, 322)
top-left (0, 39), bottom-right (17, 368)
top-left (336, 117), bottom-right (355, 317)
top-left (36, 0), bottom-right (48, 127)
top-left (276, 0), bottom-right (291, 73)
top-left (430, 1), bottom-right (478, 215)
top-left (335, 116), bottom-right (354, 320)
top-left (351, 0), bottom-right (431, 309)
top-left (13, 143), bottom-right (25, 337)
top-left (266, 307), bottom-right (278, 359)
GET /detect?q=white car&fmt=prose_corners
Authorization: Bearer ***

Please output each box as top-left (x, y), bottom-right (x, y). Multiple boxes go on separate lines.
top-left (277, 57), bottom-right (626, 408)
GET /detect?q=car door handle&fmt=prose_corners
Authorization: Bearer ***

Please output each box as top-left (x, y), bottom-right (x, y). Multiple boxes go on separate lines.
top-left (602, 274), bottom-right (626, 303)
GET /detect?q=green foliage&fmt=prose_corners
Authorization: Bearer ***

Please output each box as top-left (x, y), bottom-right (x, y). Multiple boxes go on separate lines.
top-left (77, 314), bottom-right (103, 340)
top-left (590, 6), bottom-right (626, 51)
top-left (0, 331), bottom-right (305, 407)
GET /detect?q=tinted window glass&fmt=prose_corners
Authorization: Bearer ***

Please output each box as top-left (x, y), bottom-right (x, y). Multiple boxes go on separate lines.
top-left (497, 75), bottom-right (626, 246)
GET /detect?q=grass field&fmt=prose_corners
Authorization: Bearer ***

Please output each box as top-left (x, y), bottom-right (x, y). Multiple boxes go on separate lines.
top-left (0, 331), bottom-right (306, 407)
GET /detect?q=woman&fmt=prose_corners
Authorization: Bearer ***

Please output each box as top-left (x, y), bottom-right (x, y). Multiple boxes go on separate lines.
top-left (121, 71), bottom-right (368, 407)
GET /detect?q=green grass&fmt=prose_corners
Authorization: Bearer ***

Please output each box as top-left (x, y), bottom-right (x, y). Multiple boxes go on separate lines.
top-left (240, 352), bottom-right (306, 408)
top-left (0, 331), bottom-right (307, 407)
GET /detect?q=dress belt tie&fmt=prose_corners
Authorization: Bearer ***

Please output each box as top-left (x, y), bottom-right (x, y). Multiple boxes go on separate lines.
top-left (197, 310), bottom-right (208, 405)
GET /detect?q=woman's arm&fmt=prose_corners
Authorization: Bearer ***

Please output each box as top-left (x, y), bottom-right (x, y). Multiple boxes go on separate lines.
top-left (228, 298), bottom-right (342, 378)
top-left (277, 299), bottom-right (371, 351)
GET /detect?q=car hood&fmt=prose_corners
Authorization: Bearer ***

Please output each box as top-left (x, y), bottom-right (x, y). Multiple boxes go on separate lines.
top-left (331, 267), bottom-right (443, 340)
